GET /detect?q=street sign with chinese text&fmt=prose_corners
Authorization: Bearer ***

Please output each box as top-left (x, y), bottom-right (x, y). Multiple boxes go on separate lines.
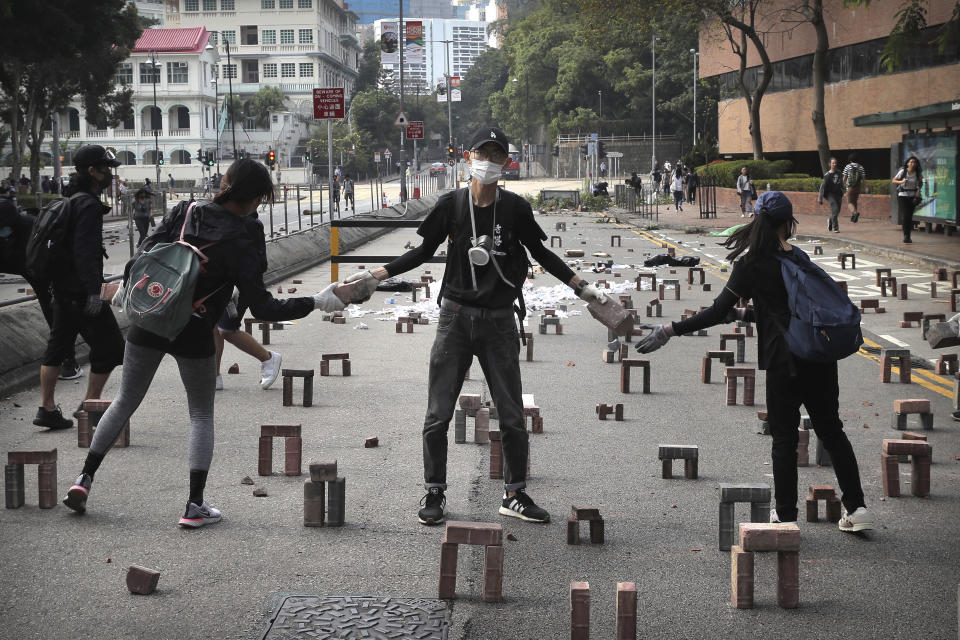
top-left (313, 88), bottom-right (345, 119)
top-left (374, 152), bottom-right (381, 163)
top-left (406, 121), bottom-right (424, 139)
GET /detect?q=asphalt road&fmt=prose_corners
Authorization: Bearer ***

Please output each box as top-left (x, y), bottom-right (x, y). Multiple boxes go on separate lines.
top-left (0, 209), bottom-right (957, 639)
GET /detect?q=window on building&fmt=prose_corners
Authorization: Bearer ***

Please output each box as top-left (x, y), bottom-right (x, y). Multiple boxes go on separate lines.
top-left (115, 63), bottom-right (132, 85)
top-left (280, 29), bottom-right (294, 44)
top-left (299, 62), bottom-right (313, 77)
top-left (299, 28), bottom-right (313, 44)
top-left (263, 63), bottom-right (277, 77)
top-left (298, 0), bottom-right (312, 7)
top-left (139, 62), bottom-right (160, 84)
top-left (261, 0), bottom-right (274, 7)
top-left (221, 0), bottom-right (234, 9)
top-left (241, 25), bottom-right (258, 45)
top-left (223, 64), bottom-right (237, 79)
top-left (202, 0), bottom-right (215, 10)
top-left (221, 30), bottom-right (236, 45)
top-left (167, 61), bottom-right (189, 83)
top-left (280, 63), bottom-right (296, 77)
top-left (184, 0), bottom-right (199, 11)
top-left (262, 30), bottom-right (275, 44)
top-left (279, 0), bottom-right (293, 8)
top-left (208, 31), bottom-right (218, 44)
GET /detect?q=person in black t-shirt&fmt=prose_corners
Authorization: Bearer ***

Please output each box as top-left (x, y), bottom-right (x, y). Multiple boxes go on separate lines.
top-left (344, 126), bottom-right (610, 526)
top-left (635, 191), bottom-right (873, 533)
top-left (818, 157), bottom-right (844, 233)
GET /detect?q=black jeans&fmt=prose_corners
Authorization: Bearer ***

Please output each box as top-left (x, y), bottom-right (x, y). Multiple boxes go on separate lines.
top-left (826, 195), bottom-right (842, 230)
top-left (898, 195), bottom-right (917, 240)
top-left (135, 217), bottom-right (150, 246)
top-left (423, 301), bottom-right (528, 491)
top-left (765, 359), bottom-right (866, 521)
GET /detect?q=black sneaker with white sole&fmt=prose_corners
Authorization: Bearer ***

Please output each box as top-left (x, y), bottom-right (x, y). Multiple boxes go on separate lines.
top-left (58, 361), bottom-right (83, 380)
top-left (63, 473), bottom-right (93, 513)
top-left (418, 487), bottom-right (446, 525)
top-left (33, 406), bottom-right (73, 430)
top-left (499, 490), bottom-right (550, 523)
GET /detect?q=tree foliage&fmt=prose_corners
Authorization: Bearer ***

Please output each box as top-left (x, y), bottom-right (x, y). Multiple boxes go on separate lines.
top-left (249, 86), bottom-right (286, 128)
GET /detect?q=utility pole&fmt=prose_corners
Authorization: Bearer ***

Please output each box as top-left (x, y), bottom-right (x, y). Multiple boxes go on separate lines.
top-left (226, 40), bottom-right (237, 161)
top-left (152, 50), bottom-right (161, 192)
top-left (444, 39), bottom-right (453, 184)
top-left (691, 49), bottom-right (699, 148)
top-left (651, 36), bottom-right (656, 173)
top-left (398, 0), bottom-right (407, 202)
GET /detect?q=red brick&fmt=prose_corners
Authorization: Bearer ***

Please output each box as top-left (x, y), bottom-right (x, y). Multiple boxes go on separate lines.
top-left (901, 431), bottom-right (928, 442)
top-left (911, 456), bottom-right (931, 497)
top-left (570, 581), bottom-right (590, 640)
top-left (481, 545), bottom-right (504, 602)
top-left (739, 523), bottom-right (801, 552)
top-left (438, 541), bottom-right (458, 599)
top-left (882, 439), bottom-right (932, 457)
top-left (881, 453), bottom-right (900, 497)
top-left (893, 398), bottom-right (931, 414)
top-left (807, 484), bottom-right (836, 500)
top-left (261, 423), bottom-right (301, 438)
top-left (258, 436), bottom-right (272, 476)
top-left (730, 545), bottom-right (754, 609)
top-left (364, 436), bottom-right (379, 448)
top-left (284, 437), bottom-right (302, 476)
top-left (776, 551), bottom-right (800, 608)
top-left (126, 565), bottom-right (160, 595)
top-left (444, 520), bottom-right (503, 546)
top-left (567, 517), bottom-right (580, 544)
top-left (616, 582), bottom-right (637, 639)
top-left (7, 449), bottom-right (57, 465)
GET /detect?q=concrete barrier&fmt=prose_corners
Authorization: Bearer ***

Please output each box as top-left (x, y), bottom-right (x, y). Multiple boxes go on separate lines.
top-left (0, 196), bottom-right (439, 397)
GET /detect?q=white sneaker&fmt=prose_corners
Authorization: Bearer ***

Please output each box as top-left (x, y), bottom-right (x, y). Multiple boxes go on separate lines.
top-left (838, 506), bottom-right (873, 532)
top-left (740, 213), bottom-right (745, 217)
top-left (215, 374), bottom-right (224, 391)
top-left (770, 509), bottom-right (797, 524)
top-left (260, 351), bottom-right (282, 390)
top-left (178, 500), bottom-right (222, 528)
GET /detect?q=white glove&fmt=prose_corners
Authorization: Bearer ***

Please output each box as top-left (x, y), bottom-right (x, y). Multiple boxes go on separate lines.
top-left (577, 283), bottom-right (608, 304)
top-left (343, 269), bottom-right (381, 301)
top-left (635, 324), bottom-right (674, 354)
top-left (83, 294), bottom-right (103, 317)
top-left (110, 282), bottom-right (125, 308)
top-left (313, 282), bottom-right (346, 312)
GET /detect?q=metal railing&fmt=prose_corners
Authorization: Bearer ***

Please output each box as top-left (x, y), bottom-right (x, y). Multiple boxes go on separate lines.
top-left (614, 183), bottom-right (659, 221)
top-left (698, 177), bottom-right (718, 219)
top-left (329, 218), bottom-right (446, 283)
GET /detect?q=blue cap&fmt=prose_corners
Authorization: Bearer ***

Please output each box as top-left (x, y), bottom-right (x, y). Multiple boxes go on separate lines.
top-left (754, 190), bottom-right (796, 224)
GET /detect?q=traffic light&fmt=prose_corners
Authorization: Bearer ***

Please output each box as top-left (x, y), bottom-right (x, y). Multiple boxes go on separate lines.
top-left (598, 141), bottom-right (607, 158)
top-left (158, 151), bottom-right (164, 165)
top-left (304, 150), bottom-right (311, 162)
top-left (238, 149), bottom-right (245, 160)
top-left (552, 145), bottom-right (559, 157)
top-left (448, 144), bottom-right (455, 158)
top-left (197, 148), bottom-right (203, 163)
top-left (206, 152), bottom-right (214, 167)
top-left (266, 149), bottom-right (276, 167)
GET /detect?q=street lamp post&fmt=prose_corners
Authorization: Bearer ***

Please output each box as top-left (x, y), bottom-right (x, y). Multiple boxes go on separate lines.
top-left (690, 48), bottom-right (698, 149)
top-left (151, 51), bottom-right (161, 193)
top-left (651, 36), bottom-right (657, 173)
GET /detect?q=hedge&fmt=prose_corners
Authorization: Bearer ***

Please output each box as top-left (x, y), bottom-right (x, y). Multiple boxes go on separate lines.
top-left (763, 178), bottom-right (892, 194)
top-left (695, 159), bottom-right (794, 188)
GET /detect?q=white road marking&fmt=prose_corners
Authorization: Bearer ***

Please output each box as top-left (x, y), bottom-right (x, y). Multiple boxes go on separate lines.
top-left (879, 335), bottom-right (910, 347)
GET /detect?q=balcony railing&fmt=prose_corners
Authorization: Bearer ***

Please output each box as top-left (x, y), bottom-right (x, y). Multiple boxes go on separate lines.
top-left (114, 129), bottom-right (136, 137)
top-left (142, 128), bottom-right (162, 137)
top-left (86, 130), bottom-right (109, 138)
top-left (170, 128), bottom-right (191, 136)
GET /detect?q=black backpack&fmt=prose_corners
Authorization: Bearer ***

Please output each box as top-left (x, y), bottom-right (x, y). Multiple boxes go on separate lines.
top-left (24, 194), bottom-right (77, 281)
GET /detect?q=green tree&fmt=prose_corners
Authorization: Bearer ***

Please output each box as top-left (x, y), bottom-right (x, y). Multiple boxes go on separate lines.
top-left (249, 86), bottom-right (286, 128)
top-left (0, 0), bottom-right (141, 185)
top-left (354, 38), bottom-right (382, 95)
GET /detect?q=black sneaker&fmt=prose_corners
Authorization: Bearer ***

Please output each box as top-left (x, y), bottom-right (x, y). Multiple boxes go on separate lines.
top-left (499, 490), bottom-right (550, 523)
top-left (63, 473), bottom-right (92, 513)
top-left (72, 401), bottom-right (86, 419)
top-left (418, 487), bottom-right (446, 525)
top-left (851, 212), bottom-right (860, 223)
top-left (33, 406), bottom-right (73, 430)
top-left (58, 361), bottom-right (83, 380)
top-left (951, 410), bottom-right (960, 422)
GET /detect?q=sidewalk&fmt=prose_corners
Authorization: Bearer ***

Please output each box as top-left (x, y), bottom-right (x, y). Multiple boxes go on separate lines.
top-left (612, 197), bottom-right (960, 268)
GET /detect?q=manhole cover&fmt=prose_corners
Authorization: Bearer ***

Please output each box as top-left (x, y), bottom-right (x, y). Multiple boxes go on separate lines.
top-left (260, 595), bottom-right (451, 639)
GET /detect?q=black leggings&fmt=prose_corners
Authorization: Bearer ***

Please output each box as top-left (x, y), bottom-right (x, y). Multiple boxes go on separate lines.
top-left (898, 195), bottom-right (917, 240)
top-left (765, 359), bottom-right (866, 521)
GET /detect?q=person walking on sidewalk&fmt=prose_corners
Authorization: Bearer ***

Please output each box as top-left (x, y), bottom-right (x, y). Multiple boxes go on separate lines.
top-left (687, 169), bottom-right (699, 204)
top-left (842, 153), bottom-right (866, 223)
top-left (671, 169), bottom-right (684, 212)
top-left (892, 155), bottom-right (924, 244)
top-left (167, 173), bottom-right (176, 200)
top-left (736, 166), bottom-right (753, 217)
top-left (35, 145), bottom-right (126, 429)
top-left (818, 157), bottom-right (844, 233)
top-left (635, 191), bottom-right (873, 533)
top-left (62, 159), bottom-right (351, 527)
top-left (132, 189), bottom-right (154, 246)
top-left (342, 174), bottom-right (355, 212)
top-left (343, 126), bottom-right (610, 527)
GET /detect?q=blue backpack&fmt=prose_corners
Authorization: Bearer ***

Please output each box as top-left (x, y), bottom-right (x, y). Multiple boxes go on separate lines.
top-left (775, 247), bottom-right (863, 362)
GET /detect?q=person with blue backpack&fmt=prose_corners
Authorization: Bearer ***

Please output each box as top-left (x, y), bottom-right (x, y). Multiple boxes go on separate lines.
top-left (62, 159), bottom-right (350, 527)
top-left (636, 191), bottom-right (873, 533)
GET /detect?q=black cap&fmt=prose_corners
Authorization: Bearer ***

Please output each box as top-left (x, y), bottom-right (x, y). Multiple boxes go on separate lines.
top-left (74, 145), bottom-right (121, 169)
top-left (754, 190), bottom-right (796, 224)
top-left (469, 126), bottom-right (509, 155)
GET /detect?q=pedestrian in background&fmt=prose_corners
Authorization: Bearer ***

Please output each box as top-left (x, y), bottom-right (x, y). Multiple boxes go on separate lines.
top-left (842, 152), bottom-right (866, 223)
top-left (332, 176), bottom-right (341, 215)
top-left (671, 168), bottom-right (684, 212)
top-left (636, 191), bottom-right (873, 534)
top-left (132, 189), bottom-right (154, 246)
top-left (818, 157), bottom-right (844, 233)
top-left (892, 155), bottom-right (923, 244)
top-left (736, 166), bottom-right (753, 217)
top-left (167, 173), bottom-right (176, 200)
top-left (342, 173), bottom-right (355, 212)
top-left (687, 169), bottom-right (699, 204)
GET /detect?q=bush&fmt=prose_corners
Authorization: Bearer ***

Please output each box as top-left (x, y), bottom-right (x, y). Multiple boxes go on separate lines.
top-left (763, 177), bottom-right (894, 194)
top-left (694, 159), bottom-right (794, 188)
top-left (579, 191), bottom-right (611, 212)
top-left (780, 173), bottom-right (811, 179)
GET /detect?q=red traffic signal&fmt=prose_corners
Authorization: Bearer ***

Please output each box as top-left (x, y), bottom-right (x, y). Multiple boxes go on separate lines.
top-left (266, 150), bottom-right (276, 167)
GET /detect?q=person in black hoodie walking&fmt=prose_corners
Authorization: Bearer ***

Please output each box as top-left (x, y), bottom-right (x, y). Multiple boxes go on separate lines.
top-left (62, 159), bottom-right (351, 527)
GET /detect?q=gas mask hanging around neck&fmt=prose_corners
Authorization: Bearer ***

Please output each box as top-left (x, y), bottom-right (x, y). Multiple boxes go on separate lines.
top-left (469, 160), bottom-right (502, 185)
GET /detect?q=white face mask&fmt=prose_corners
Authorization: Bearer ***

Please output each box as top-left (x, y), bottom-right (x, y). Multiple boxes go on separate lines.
top-left (469, 159), bottom-right (502, 185)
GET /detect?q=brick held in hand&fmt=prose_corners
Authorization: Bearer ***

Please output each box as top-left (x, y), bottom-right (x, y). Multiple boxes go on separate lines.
top-left (587, 298), bottom-right (634, 336)
top-left (334, 279), bottom-right (373, 304)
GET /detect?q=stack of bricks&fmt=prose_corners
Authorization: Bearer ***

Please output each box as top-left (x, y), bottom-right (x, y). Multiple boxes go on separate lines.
top-left (658, 279), bottom-right (681, 301)
top-left (596, 403), bottom-right (625, 421)
top-left (303, 460), bottom-right (345, 527)
top-left (724, 367), bottom-right (756, 406)
top-left (319, 353), bottom-right (351, 376)
top-left (5, 449), bottom-right (57, 509)
top-left (936, 353), bottom-right (958, 375)
top-left (282, 369), bottom-right (314, 407)
top-left (921, 313), bottom-right (946, 340)
top-left (244, 318), bottom-right (271, 345)
top-left (439, 521), bottom-right (504, 602)
top-left (860, 299), bottom-right (886, 314)
top-left (718, 483), bottom-right (771, 551)
top-left (687, 267), bottom-right (705, 285)
top-left (813, 245), bottom-right (823, 255)
top-left (892, 398), bottom-right (933, 430)
top-left (881, 439), bottom-right (932, 498)
top-left (837, 252), bottom-right (856, 269)
top-left (880, 276), bottom-right (898, 298)
top-left (456, 394), bottom-right (481, 443)
top-left (567, 505), bottom-right (605, 544)
top-left (719, 333), bottom-right (746, 363)
top-left (731, 522), bottom-right (801, 609)
top-left (680, 309), bottom-right (708, 336)
top-left (658, 444), bottom-right (699, 479)
top-left (331, 311), bottom-right (346, 325)
top-left (539, 310), bottom-right (563, 335)
top-left (701, 350), bottom-right (735, 383)
top-left (620, 359), bottom-right (651, 394)
top-left (880, 349), bottom-right (911, 383)
top-left (636, 272), bottom-right (656, 292)
top-left (395, 316), bottom-right (414, 333)
top-left (259, 424), bottom-right (302, 476)
top-left (805, 485), bottom-right (841, 523)
top-left (77, 399), bottom-right (130, 449)
top-left (476, 407), bottom-right (491, 444)
top-left (896, 431), bottom-right (928, 462)
top-left (570, 582), bottom-right (637, 640)
top-left (734, 321), bottom-right (754, 337)
top-left (602, 343), bottom-right (631, 363)
top-left (645, 296), bottom-right (662, 318)
top-left (900, 311), bottom-right (923, 328)
top-left (523, 404), bottom-right (543, 434)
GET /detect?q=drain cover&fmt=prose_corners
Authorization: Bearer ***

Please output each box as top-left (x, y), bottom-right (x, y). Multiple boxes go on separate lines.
top-left (260, 595), bottom-right (451, 639)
